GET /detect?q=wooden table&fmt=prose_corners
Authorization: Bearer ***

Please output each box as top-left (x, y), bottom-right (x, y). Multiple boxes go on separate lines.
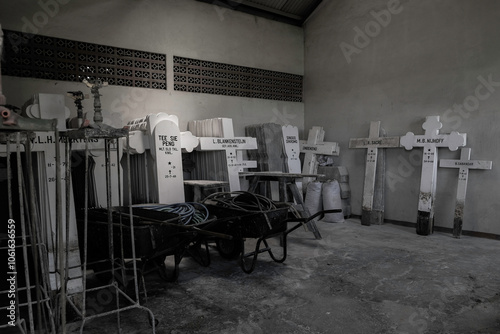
top-left (184, 180), bottom-right (229, 202)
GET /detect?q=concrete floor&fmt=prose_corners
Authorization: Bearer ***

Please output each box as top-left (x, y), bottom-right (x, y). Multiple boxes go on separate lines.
top-left (70, 218), bottom-right (500, 334)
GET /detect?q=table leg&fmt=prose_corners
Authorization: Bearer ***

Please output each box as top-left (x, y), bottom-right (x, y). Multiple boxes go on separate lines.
top-left (289, 183), bottom-right (322, 239)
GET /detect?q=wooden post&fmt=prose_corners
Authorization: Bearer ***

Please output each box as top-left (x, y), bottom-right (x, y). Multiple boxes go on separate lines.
top-left (349, 121), bottom-right (401, 225)
top-left (439, 148), bottom-right (492, 238)
top-left (400, 116), bottom-right (466, 235)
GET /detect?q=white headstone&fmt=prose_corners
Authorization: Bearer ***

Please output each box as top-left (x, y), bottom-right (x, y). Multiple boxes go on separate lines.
top-left (400, 116), bottom-right (467, 235)
top-left (127, 113), bottom-right (186, 203)
top-left (439, 148), bottom-right (492, 238)
top-left (282, 125), bottom-right (302, 194)
top-left (152, 120), bottom-right (184, 203)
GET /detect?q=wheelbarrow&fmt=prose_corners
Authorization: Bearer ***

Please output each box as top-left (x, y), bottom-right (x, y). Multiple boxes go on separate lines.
top-left (202, 192), bottom-right (342, 273)
top-left (80, 206), bottom-right (232, 283)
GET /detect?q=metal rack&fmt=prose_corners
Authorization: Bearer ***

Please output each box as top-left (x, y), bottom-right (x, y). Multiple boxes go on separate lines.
top-left (60, 127), bottom-right (156, 333)
top-left (0, 118), bottom-right (59, 334)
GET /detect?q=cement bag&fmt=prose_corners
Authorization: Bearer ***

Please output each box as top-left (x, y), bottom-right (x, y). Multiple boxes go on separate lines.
top-left (322, 180), bottom-right (344, 223)
top-left (304, 181), bottom-right (323, 216)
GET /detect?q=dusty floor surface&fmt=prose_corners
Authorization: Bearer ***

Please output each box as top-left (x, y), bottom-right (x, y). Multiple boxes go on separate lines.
top-left (68, 219), bottom-right (500, 334)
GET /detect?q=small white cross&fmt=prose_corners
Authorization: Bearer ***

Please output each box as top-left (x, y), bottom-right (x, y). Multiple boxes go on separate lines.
top-left (439, 148), bottom-right (492, 238)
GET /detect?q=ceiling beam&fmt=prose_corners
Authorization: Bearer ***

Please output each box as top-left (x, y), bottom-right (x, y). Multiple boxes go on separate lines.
top-left (195, 0), bottom-right (307, 26)
top-left (237, 0), bottom-right (303, 21)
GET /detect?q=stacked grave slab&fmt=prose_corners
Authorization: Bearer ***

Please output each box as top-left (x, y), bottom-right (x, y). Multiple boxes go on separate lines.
top-left (245, 123), bottom-right (288, 200)
top-left (318, 166), bottom-right (351, 218)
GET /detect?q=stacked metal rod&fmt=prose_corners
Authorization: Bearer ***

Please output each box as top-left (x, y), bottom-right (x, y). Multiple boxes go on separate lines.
top-left (0, 27), bottom-right (58, 333)
top-left (0, 121), bottom-right (59, 334)
top-left (60, 78), bottom-right (156, 333)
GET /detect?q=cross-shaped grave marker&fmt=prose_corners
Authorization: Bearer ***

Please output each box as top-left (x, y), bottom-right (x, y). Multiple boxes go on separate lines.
top-left (439, 147), bottom-right (492, 238)
top-left (300, 126), bottom-right (340, 191)
top-left (282, 125), bottom-right (303, 192)
top-left (349, 121), bottom-right (401, 226)
top-left (197, 118), bottom-right (257, 191)
top-left (127, 113), bottom-right (192, 203)
top-left (400, 116), bottom-right (466, 235)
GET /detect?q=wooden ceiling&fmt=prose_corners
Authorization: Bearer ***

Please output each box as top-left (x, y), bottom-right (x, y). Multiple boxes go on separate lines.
top-left (196, 0), bottom-right (323, 26)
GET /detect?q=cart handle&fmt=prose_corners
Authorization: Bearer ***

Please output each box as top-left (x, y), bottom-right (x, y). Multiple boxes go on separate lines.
top-left (112, 210), bottom-right (234, 240)
top-left (282, 209), bottom-right (343, 236)
top-left (283, 209), bottom-right (342, 224)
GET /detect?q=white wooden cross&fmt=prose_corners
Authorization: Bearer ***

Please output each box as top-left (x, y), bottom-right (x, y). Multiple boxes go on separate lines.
top-left (439, 148), bottom-right (492, 238)
top-left (400, 116), bottom-right (466, 235)
top-left (300, 126), bottom-right (340, 191)
top-left (282, 125), bottom-right (303, 194)
top-left (197, 118), bottom-right (257, 191)
top-left (349, 121), bottom-right (401, 226)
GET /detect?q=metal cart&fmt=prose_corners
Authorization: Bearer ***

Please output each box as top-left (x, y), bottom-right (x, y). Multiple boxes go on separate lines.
top-left (203, 192), bottom-right (341, 273)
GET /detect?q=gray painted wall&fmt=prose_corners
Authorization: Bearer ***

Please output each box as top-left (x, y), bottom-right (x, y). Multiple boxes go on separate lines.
top-left (0, 0), bottom-right (305, 135)
top-left (304, 0), bottom-right (500, 234)
top-left (2, 0), bottom-right (498, 235)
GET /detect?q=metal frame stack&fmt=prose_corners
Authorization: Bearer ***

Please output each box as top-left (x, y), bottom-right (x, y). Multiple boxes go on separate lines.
top-left (0, 117), bottom-right (59, 334)
top-left (60, 127), bottom-right (156, 333)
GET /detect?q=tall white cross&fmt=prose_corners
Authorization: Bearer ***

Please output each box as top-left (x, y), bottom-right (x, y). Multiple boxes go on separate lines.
top-left (349, 121), bottom-right (401, 225)
top-left (300, 126), bottom-right (340, 191)
top-left (439, 148), bottom-right (492, 238)
top-left (400, 116), bottom-right (466, 235)
top-left (196, 118), bottom-right (257, 191)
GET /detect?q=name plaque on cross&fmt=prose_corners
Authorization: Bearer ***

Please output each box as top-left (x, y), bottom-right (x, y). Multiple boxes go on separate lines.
top-left (349, 121), bottom-right (401, 225)
top-left (439, 148), bottom-right (492, 238)
top-left (299, 142), bottom-right (340, 155)
top-left (199, 137), bottom-right (257, 150)
top-left (400, 116), bottom-right (466, 235)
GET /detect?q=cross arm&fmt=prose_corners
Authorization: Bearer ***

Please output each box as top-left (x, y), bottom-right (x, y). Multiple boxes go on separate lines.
top-left (349, 136), bottom-right (400, 149)
top-left (439, 159), bottom-right (492, 170)
top-left (299, 140), bottom-right (340, 155)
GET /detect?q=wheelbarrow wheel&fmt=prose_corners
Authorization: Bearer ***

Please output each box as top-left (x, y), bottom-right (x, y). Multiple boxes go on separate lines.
top-left (216, 238), bottom-right (243, 259)
top-left (155, 255), bottom-right (180, 282)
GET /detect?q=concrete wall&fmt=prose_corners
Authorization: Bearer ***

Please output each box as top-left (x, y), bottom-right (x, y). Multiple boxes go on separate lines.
top-left (304, 0), bottom-right (500, 235)
top-left (0, 0), bottom-right (304, 135)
